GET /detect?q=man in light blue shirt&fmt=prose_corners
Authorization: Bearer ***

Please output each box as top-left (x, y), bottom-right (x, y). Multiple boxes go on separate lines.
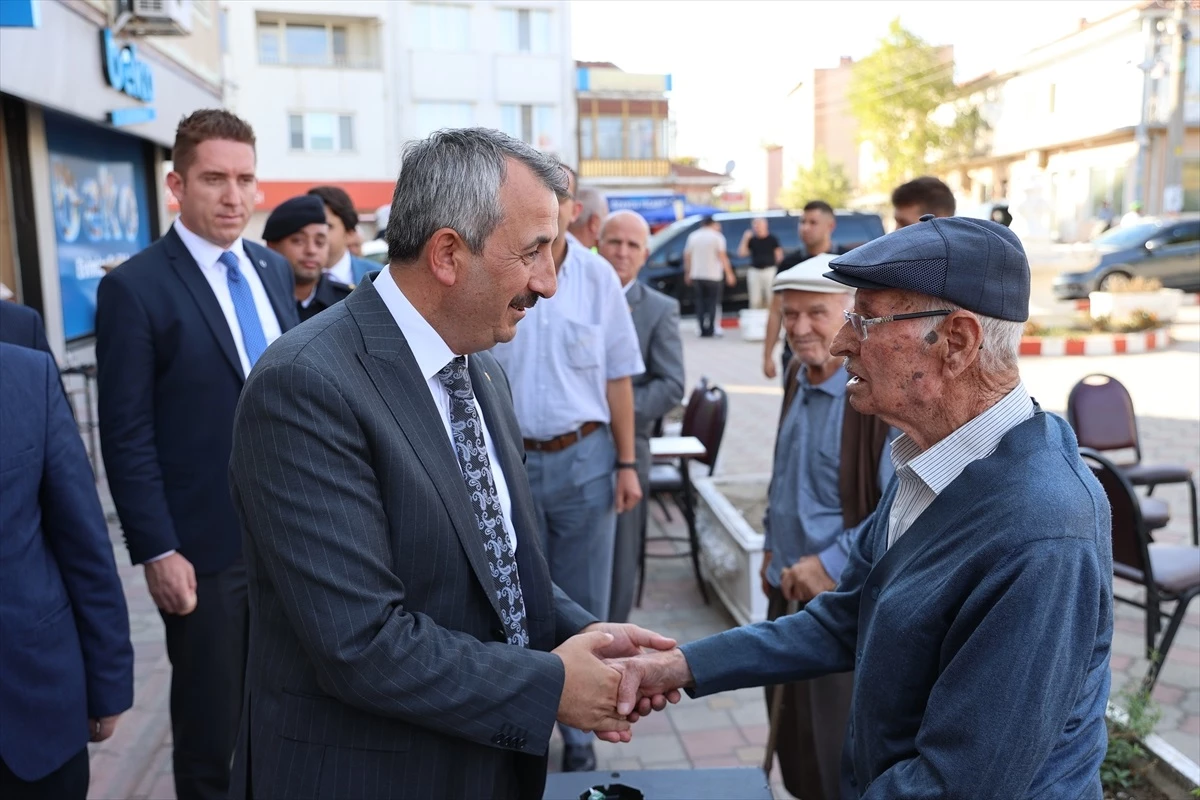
top-left (491, 166), bottom-right (644, 772)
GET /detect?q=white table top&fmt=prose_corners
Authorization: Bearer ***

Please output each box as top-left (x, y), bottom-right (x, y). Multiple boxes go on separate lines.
top-left (650, 435), bottom-right (707, 458)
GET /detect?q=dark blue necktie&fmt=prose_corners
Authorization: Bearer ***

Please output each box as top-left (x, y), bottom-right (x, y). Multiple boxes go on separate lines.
top-left (219, 250), bottom-right (268, 369)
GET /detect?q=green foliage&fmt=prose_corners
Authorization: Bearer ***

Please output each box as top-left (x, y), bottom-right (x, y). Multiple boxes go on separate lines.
top-left (849, 19), bottom-right (985, 190)
top-left (1102, 684), bottom-right (1162, 792)
top-left (778, 150), bottom-right (853, 210)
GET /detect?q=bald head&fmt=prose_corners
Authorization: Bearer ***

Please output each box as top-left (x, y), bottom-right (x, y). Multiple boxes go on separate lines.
top-left (598, 210), bottom-right (651, 286)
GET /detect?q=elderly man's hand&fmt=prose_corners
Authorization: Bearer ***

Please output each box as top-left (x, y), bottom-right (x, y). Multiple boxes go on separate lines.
top-left (780, 556), bottom-right (836, 602)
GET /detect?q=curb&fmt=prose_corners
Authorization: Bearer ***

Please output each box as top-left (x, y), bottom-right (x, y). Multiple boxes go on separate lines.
top-left (1019, 328), bottom-right (1172, 356)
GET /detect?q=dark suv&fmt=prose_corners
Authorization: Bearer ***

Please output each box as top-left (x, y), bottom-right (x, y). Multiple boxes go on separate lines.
top-left (1052, 215), bottom-right (1200, 300)
top-left (639, 210), bottom-right (885, 313)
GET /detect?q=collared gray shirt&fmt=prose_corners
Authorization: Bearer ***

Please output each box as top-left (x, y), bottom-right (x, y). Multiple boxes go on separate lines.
top-left (492, 234), bottom-right (644, 440)
top-left (764, 364), bottom-right (897, 587)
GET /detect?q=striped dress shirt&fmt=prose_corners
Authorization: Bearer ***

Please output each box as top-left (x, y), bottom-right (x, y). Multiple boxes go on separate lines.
top-left (887, 381), bottom-right (1035, 549)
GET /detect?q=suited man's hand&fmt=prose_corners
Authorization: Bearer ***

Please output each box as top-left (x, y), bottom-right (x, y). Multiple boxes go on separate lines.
top-left (552, 631), bottom-right (631, 740)
top-left (89, 714), bottom-right (121, 742)
top-left (144, 552), bottom-right (197, 615)
top-left (615, 469), bottom-right (643, 514)
top-left (610, 649), bottom-right (693, 717)
top-left (584, 623), bottom-right (681, 741)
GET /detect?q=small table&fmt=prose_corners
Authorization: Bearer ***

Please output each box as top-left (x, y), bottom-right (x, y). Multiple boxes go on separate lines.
top-left (649, 435), bottom-right (707, 459)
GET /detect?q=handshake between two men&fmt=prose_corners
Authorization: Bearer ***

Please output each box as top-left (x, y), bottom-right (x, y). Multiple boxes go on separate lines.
top-left (550, 622), bottom-right (694, 741)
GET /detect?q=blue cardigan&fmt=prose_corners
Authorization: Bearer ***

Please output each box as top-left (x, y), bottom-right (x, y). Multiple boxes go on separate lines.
top-left (682, 408), bottom-right (1113, 798)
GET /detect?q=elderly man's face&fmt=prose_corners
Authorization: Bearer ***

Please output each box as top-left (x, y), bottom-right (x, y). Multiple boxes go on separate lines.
top-left (830, 287), bottom-right (944, 427)
top-left (752, 218), bottom-right (768, 237)
top-left (458, 159), bottom-right (558, 349)
top-left (598, 213), bottom-right (649, 286)
top-left (781, 289), bottom-right (851, 371)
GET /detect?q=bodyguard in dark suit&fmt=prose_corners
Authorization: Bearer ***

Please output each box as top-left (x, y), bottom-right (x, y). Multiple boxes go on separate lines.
top-left (597, 210), bottom-right (685, 624)
top-left (262, 195), bottom-right (352, 322)
top-left (95, 110), bottom-right (299, 800)
top-left (0, 300), bottom-right (53, 353)
top-left (0, 343), bottom-right (133, 800)
top-left (228, 128), bottom-right (678, 800)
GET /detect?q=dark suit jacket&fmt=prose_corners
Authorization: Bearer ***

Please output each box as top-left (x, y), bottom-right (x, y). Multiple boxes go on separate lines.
top-left (297, 273), bottom-right (353, 322)
top-left (95, 226), bottom-right (299, 575)
top-left (0, 300), bottom-right (52, 353)
top-left (626, 281), bottom-right (685, 441)
top-left (228, 279), bottom-right (595, 800)
top-left (0, 344), bottom-right (133, 781)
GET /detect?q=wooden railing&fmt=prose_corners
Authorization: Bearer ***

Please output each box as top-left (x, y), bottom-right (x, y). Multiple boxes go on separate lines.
top-left (579, 159), bottom-right (670, 178)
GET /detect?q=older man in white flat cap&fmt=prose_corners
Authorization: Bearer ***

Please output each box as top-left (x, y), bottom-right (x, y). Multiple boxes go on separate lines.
top-left (758, 253), bottom-right (897, 800)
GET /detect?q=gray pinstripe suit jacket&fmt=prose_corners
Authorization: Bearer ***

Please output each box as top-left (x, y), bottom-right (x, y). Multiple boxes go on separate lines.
top-left (228, 278), bottom-right (595, 800)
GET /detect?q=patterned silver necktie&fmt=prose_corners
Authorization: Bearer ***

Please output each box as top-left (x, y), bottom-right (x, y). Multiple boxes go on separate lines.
top-left (437, 356), bottom-right (529, 647)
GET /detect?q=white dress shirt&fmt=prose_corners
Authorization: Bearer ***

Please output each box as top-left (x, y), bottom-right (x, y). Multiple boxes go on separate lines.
top-left (887, 381), bottom-right (1035, 548)
top-left (173, 219), bottom-right (283, 378)
top-left (326, 249), bottom-right (354, 286)
top-left (373, 269), bottom-right (518, 554)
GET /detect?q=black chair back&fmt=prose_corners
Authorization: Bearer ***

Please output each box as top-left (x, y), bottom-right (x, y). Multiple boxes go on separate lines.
top-left (1068, 374), bottom-right (1141, 458)
top-left (1079, 447), bottom-right (1150, 580)
top-left (682, 384), bottom-right (728, 475)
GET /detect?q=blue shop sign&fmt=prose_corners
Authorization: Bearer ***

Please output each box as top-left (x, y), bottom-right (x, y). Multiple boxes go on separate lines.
top-left (608, 194), bottom-right (684, 213)
top-left (0, 0), bottom-right (40, 28)
top-left (45, 111), bottom-right (152, 340)
top-left (101, 28), bottom-right (156, 125)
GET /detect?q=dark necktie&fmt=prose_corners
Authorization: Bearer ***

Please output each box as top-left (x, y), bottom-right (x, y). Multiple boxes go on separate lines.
top-left (436, 356), bottom-right (529, 647)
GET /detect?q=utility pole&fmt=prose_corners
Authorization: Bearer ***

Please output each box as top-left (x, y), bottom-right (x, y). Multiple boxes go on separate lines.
top-left (1162, 0), bottom-right (1190, 215)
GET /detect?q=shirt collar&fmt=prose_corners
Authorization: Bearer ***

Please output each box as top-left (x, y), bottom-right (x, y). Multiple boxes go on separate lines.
top-left (328, 249), bottom-right (352, 276)
top-left (891, 381), bottom-right (1034, 494)
top-left (797, 363), bottom-right (849, 399)
top-left (174, 218), bottom-right (242, 270)
top-left (372, 268), bottom-right (458, 382)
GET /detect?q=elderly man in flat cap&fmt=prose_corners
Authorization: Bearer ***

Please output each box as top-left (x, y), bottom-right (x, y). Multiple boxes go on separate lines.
top-left (262, 195), bottom-right (353, 322)
top-left (612, 215), bottom-right (1114, 799)
top-left (759, 253), bottom-right (896, 800)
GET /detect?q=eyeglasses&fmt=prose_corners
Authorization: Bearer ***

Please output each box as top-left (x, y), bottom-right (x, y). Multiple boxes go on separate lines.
top-left (842, 309), bottom-right (952, 341)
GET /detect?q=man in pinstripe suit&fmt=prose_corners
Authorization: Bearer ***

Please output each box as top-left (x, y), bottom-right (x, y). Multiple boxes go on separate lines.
top-left (228, 128), bottom-right (678, 800)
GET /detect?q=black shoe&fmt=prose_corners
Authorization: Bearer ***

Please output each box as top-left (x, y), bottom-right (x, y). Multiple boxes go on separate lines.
top-left (561, 743), bottom-right (596, 772)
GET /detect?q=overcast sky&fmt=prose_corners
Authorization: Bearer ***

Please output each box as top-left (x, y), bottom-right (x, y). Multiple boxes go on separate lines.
top-left (571, 0), bottom-right (1135, 182)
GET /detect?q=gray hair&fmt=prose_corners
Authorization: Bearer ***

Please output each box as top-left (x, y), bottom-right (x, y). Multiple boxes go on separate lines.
top-left (574, 186), bottom-right (609, 225)
top-left (385, 127), bottom-right (567, 262)
top-left (914, 296), bottom-right (1022, 373)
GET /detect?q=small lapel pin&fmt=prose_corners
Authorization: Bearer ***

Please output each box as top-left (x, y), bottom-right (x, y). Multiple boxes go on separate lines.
top-left (257, 259), bottom-right (266, 268)
top-left (484, 371), bottom-right (492, 382)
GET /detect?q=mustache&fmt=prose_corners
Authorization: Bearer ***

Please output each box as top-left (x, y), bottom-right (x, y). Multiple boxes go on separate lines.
top-left (510, 292), bottom-right (539, 310)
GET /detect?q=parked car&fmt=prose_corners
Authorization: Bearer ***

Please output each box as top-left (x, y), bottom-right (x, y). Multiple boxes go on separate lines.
top-left (1051, 215), bottom-right (1200, 300)
top-left (639, 210), bottom-right (886, 314)
top-left (963, 201), bottom-right (1013, 227)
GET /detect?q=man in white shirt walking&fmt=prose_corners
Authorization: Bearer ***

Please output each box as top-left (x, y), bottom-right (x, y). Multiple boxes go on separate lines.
top-left (683, 217), bottom-right (735, 337)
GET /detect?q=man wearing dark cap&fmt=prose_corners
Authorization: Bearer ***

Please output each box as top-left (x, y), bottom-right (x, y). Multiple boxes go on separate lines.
top-left (263, 196), bottom-right (352, 322)
top-left (612, 216), bottom-right (1114, 799)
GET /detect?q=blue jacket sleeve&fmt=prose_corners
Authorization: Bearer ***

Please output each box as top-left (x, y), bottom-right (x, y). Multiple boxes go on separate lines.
top-left (39, 351), bottom-right (134, 719)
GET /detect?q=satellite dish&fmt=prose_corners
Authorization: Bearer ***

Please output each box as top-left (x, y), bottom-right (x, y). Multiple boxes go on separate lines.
top-left (724, 160), bottom-right (736, 175)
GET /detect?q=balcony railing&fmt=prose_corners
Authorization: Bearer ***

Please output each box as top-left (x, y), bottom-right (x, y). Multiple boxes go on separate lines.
top-left (580, 159), bottom-right (670, 178)
top-left (258, 53), bottom-right (382, 70)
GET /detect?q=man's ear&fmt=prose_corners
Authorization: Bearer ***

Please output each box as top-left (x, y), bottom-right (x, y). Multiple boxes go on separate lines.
top-left (940, 310), bottom-right (984, 377)
top-left (425, 228), bottom-right (465, 288)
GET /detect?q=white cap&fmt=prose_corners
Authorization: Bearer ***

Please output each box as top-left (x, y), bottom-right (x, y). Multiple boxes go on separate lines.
top-left (772, 253), bottom-right (850, 294)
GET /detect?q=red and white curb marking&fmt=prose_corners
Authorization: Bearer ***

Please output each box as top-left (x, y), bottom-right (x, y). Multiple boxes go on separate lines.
top-left (1019, 328), bottom-right (1172, 356)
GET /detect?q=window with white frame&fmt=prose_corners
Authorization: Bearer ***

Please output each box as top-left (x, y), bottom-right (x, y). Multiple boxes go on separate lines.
top-left (497, 8), bottom-right (551, 54)
top-left (258, 20), bottom-right (358, 67)
top-left (414, 103), bottom-right (474, 137)
top-left (288, 113), bottom-right (356, 152)
top-left (411, 3), bottom-right (470, 51)
top-left (499, 104), bottom-right (555, 149)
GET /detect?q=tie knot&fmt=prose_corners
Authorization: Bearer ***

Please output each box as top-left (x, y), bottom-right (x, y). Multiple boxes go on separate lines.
top-left (219, 250), bottom-right (241, 277)
top-left (437, 356), bottom-right (471, 396)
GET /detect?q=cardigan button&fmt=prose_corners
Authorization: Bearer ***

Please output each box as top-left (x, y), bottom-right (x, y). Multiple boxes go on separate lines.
top-left (870, 585), bottom-right (880, 600)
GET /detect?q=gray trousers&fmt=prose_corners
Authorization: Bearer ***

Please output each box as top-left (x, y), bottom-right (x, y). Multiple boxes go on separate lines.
top-left (609, 435), bottom-right (650, 624)
top-left (525, 427), bottom-right (617, 747)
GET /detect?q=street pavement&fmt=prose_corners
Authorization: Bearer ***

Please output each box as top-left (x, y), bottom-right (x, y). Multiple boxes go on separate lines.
top-left (82, 308), bottom-right (1200, 799)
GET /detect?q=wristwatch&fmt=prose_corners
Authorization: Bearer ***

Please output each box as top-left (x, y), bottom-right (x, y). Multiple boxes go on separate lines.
top-left (615, 461), bottom-right (638, 471)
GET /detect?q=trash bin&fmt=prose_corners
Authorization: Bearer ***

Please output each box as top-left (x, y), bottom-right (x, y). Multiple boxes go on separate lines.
top-left (542, 768), bottom-right (774, 800)
top-left (738, 308), bottom-right (768, 342)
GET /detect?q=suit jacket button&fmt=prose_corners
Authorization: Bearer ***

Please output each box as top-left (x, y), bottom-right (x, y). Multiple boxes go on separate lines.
top-left (870, 585), bottom-right (880, 600)
top-left (492, 733), bottom-right (503, 744)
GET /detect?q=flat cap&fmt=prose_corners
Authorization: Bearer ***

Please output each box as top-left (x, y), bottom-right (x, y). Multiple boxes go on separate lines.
top-left (772, 253), bottom-right (848, 294)
top-left (824, 215), bottom-right (1030, 322)
top-left (262, 195), bottom-right (328, 243)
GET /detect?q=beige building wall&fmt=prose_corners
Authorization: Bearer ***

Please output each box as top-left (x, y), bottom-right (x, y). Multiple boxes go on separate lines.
top-left (812, 57), bottom-right (859, 188)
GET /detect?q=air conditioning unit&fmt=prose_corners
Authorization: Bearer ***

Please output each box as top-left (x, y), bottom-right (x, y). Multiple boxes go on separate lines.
top-left (113, 0), bottom-right (193, 37)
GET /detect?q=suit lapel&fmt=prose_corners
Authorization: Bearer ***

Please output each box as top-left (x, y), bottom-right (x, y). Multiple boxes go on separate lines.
top-left (164, 228), bottom-right (245, 382)
top-left (244, 242), bottom-right (295, 332)
top-left (470, 357), bottom-right (554, 634)
top-left (346, 281), bottom-right (507, 625)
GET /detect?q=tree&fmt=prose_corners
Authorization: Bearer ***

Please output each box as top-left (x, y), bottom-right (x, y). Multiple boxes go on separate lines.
top-left (778, 150), bottom-right (853, 210)
top-left (849, 19), bottom-right (971, 191)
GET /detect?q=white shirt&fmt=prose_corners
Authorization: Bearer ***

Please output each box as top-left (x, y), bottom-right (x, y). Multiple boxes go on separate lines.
top-left (887, 381), bottom-right (1035, 548)
top-left (373, 269), bottom-right (518, 554)
top-left (173, 219), bottom-right (283, 378)
top-left (326, 249), bottom-right (354, 286)
top-left (684, 226), bottom-right (728, 281)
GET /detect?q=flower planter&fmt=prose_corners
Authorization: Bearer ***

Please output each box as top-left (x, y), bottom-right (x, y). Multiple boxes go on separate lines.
top-left (1089, 288), bottom-right (1185, 326)
top-left (693, 474), bottom-right (770, 626)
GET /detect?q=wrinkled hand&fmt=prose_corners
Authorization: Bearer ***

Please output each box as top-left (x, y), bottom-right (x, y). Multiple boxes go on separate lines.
top-left (582, 623), bottom-right (680, 741)
top-left (144, 552), bottom-right (197, 615)
top-left (759, 551), bottom-right (773, 597)
top-left (609, 649), bottom-right (694, 718)
top-left (89, 714), bottom-right (121, 742)
top-left (615, 469), bottom-right (643, 514)
top-left (553, 631), bottom-right (631, 740)
top-left (780, 555), bottom-right (835, 602)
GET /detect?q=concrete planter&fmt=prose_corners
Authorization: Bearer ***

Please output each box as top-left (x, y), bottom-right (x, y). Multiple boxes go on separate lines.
top-left (693, 474), bottom-right (770, 626)
top-left (1089, 288), bottom-right (1185, 325)
top-left (738, 309), bottom-right (768, 342)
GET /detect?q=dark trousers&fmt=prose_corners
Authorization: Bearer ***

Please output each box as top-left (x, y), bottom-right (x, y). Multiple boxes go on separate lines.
top-left (162, 559), bottom-right (248, 800)
top-left (0, 747), bottom-right (88, 800)
top-left (692, 279), bottom-right (722, 337)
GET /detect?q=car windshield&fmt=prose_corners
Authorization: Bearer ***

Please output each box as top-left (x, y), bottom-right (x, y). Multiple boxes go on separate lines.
top-left (1093, 222), bottom-right (1159, 249)
top-left (648, 217), bottom-right (699, 251)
